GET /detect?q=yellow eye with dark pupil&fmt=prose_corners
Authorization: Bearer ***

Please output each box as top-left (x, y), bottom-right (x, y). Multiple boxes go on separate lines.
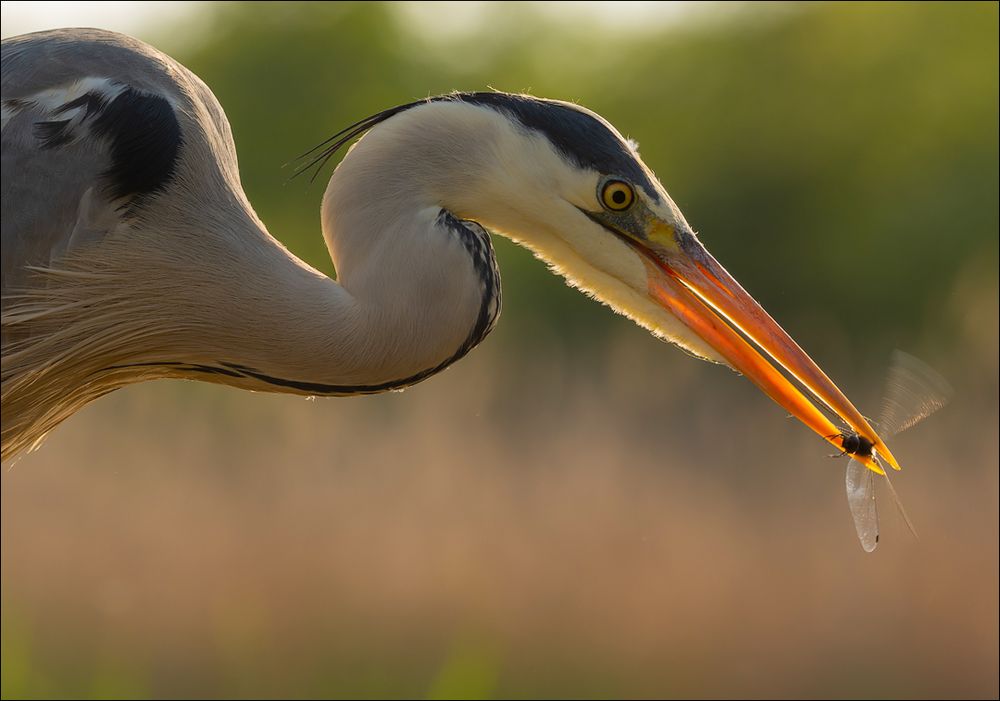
top-left (601, 180), bottom-right (634, 211)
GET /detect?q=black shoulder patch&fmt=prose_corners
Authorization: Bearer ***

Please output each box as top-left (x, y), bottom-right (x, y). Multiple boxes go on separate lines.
top-left (30, 85), bottom-right (182, 213)
top-left (91, 87), bottom-right (182, 210)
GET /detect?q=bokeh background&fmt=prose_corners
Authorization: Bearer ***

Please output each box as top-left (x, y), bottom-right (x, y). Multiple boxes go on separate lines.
top-left (2, 2), bottom-right (997, 698)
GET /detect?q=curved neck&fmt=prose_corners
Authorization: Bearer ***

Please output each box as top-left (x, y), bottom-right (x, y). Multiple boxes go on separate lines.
top-left (162, 181), bottom-right (491, 394)
top-left (4, 102), bottom-right (505, 429)
top-left (0, 186), bottom-right (494, 459)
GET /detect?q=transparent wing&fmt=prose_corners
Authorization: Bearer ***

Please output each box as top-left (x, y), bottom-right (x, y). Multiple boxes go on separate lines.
top-left (841, 350), bottom-right (946, 551)
top-left (881, 464), bottom-right (919, 540)
top-left (878, 350), bottom-right (954, 437)
top-left (846, 457), bottom-right (879, 552)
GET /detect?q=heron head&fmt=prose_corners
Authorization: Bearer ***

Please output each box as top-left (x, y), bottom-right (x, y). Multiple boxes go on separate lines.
top-left (315, 92), bottom-right (895, 471)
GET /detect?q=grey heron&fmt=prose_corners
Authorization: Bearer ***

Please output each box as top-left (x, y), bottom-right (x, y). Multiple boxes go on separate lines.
top-left (0, 28), bottom-right (896, 473)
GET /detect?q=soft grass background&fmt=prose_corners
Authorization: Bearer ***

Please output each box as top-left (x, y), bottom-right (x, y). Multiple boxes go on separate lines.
top-left (2, 2), bottom-right (998, 698)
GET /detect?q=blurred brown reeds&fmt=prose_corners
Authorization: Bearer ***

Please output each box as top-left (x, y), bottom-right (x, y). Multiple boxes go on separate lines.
top-left (3, 327), bottom-right (997, 698)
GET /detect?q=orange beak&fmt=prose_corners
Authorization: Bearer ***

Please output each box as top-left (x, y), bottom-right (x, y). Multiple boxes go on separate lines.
top-left (638, 224), bottom-right (896, 475)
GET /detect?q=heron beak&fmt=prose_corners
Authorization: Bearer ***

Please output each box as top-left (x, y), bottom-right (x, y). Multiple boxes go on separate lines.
top-left (639, 220), bottom-right (896, 474)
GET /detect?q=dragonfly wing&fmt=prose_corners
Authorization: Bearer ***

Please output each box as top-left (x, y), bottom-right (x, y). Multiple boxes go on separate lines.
top-left (878, 350), bottom-right (954, 437)
top-left (881, 465), bottom-right (919, 539)
top-left (846, 457), bottom-right (879, 552)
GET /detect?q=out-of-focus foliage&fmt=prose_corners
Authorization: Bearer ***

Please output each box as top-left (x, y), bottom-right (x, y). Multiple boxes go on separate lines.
top-left (164, 1), bottom-right (997, 366)
top-left (2, 3), bottom-right (997, 699)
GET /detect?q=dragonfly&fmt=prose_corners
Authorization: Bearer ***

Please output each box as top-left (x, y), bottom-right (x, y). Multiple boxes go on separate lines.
top-left (835, 350), bottom-right (953, 552)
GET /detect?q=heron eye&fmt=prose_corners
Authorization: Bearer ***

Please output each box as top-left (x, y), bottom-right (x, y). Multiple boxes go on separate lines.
top-left (601, 180), bottom-right (634, 211)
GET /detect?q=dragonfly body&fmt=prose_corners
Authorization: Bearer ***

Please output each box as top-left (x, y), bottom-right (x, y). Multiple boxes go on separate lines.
top-left (839, 350), bottom-right (952, 552)
top-left (836, 431), bottom-right (875, 458)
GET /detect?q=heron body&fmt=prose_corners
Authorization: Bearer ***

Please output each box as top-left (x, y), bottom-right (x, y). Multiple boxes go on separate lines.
top-left (1, 28), bottom-right (896, 470)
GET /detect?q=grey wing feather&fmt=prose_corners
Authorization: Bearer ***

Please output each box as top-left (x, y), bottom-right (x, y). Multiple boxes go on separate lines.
top-left (2, 90), bottom-right (120, 294)
top-left (1, 29), bottom-right (188, 297)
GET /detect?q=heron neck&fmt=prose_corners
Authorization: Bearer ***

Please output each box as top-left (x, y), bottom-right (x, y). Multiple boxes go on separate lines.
top-left (153, 192), bottom-right (485, 394)
top-left (153, 104), bottom-right (508, 396)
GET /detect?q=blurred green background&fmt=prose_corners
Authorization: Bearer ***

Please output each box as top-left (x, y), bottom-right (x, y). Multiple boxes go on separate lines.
top-left (2, 1), bottom-right (997, 698)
